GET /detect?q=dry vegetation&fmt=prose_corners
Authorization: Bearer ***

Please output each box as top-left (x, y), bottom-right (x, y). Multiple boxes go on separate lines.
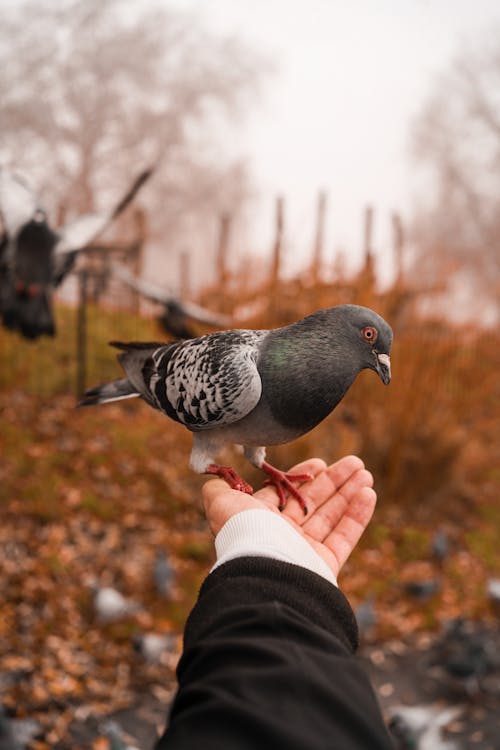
top-left (0, 264), bottom-right (499, 747)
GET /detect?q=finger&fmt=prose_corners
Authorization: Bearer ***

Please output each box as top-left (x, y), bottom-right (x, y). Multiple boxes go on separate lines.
top-left (201, 478), bottom-right (258, 536)
top-left (302, 468), bottom-right (374, 541)
top-left (323, 455), bottom-right (366, 497)
top-left (323, 486), bottom-right (377, 571)
top-left (253, 457), bottom-right (327, 507)
top-left (282, 454), bottom-right (365, 525)
top-left (286, 456), bottom-right (328, 477)
top-left (202, 477), bottom-right (241, 512)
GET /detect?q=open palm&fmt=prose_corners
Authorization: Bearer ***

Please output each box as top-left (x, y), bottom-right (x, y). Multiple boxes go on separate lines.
top-left (202, 454), bottom-right (377, 580)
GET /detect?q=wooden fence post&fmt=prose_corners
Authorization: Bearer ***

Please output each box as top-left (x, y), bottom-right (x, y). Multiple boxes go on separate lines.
top-left (76, 269), bottom-right (88, 397)
top-left (270, 195), bottom-right (284, 288)
top-left (216, 213), bottom-right (231, 286)
top-left (311, 190), bottom-right (327, 283)
top-left (363, 204), bottom-right (374, 265)
top-left (130, 207), bottom-right (146, 313)
top-left (392, 212), bottom-right (405, 283)
top-left (179, 250), bottom-right (190, 299)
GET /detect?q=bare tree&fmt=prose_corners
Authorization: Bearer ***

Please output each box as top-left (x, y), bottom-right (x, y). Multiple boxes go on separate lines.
top-left (410, 28), bottom-right (500, 321)
top-left (0, 0), bottom-right (266, 287)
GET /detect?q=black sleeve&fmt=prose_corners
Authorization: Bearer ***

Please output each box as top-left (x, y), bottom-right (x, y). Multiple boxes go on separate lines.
top-left (155, 557), bottom-right (393, 750)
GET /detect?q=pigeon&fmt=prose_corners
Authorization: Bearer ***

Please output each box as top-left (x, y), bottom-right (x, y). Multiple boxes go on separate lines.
top-left (80, 304), bottom-right (392, 513)
top-left (486, 577), bottom-right (500, 605)
top-left (0, 165), bottom-right (152, 339)
top-left (0, 707), bottom-right (22, 750)
top-left (388, 704), bottom-right (462, 750)
top-left (431, 618), bottom-right (496, 694)
top-left (404, 579), bottom-right (440, 600)
top-left (132, 632), bottom-right (177, 663)
top-left (153, 549), bottom-right (175, 597)
top-left (100, 720), bottom-right (140, 750)
top-left (0, 707), bottom-right (41, 750)
top-left (431, 529), bottom-right (449, 564)
top-left (91, 584), bottom-right (142, 623)
top-left (111, 262), bottom-right (231, 339)
top-left (354, 595), bottom-right (377, 639)
top-left (0, 168), bottom-right (56, 339)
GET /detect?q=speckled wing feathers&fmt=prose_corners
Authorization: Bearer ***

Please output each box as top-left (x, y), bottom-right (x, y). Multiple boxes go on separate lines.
top-left (147, 330), bottom-right (266, 430)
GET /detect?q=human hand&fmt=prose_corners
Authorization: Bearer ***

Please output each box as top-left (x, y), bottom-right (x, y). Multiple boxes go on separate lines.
top-left (202, 455), bottom-right (376, 581)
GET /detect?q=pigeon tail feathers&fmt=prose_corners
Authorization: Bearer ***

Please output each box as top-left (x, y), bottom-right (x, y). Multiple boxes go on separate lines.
top-left (109, 339), bottom-right (166, 351)
top-left (79, 378), bottom-right (138, 406)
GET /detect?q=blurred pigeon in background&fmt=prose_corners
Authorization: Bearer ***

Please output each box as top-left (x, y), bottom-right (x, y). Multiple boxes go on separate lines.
top-left (0, 706), bottom-right (21, 750)
top-left (153, 549), bottom-right (175, 598)
top-left (111, 262), bottom-right (231, 339)
top-left (0, 169), bottom-right (55, 339)
top-left (486, 577), bottom-right (500, 609)
top-left (100, 720), bottom-right (140, 750)
top-left (354, 595), bottom-right (377, 640)
top-left (132, 632), bottom-right (177, 664)
top-left (80, 304), bottom-right (392, 513)
top-left (91, 583), bottom-right (142, 623)
top-left (404, 579), bottom-right (440, 601)
top-left (0, 165), bottom-right (152, 339)
top-left (0, 707), bottom-right (41, 750)
top-left (388, 704), bottom-right (462, 750)
top-left (431, 529), bottom-right (449, 565)
top-left (430, 618), bottom-right (496, 695)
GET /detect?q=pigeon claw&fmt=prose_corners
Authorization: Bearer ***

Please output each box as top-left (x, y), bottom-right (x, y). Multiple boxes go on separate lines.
top-left (261, 461), bottom-right (312, 514)
top-left (205, 464), bottom-right (254, 495)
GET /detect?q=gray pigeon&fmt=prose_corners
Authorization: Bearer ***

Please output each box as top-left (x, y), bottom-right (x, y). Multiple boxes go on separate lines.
top-left (354, 595), bottom-right (377, 639)
top-left (111, 262), bottom-right (231, 340)
top-left (486, 577), bottom-right (500, 605)
top-left (132, 631), bottom-right (177, 663)
top-left (80, 304), bottom-right (392, 513)
top-left (0, 707), bottom-right (22, 750)
top-left (431, 529), bottom-right (449, 564)
top-left (100, 720), bottom-right (140, 750)
top-left (153, 549), bottom-right (175, 597)
top-left (431, 618), bottom-right (497, 695)
top-left (0, 165), bottom-right (152, 339)
top-left (0, 707), bottom-right (41, 750)
top-left (388, 704), bottom-right (462, 750)
top-left (91, 583), bottom-right (142, 623)
top-left (404, 579), bottom-right (440, 600)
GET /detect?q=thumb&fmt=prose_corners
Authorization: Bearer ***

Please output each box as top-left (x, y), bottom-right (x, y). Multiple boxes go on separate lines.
top-left (202, 478), bottom-right (253, 535)
top-left (202, 477), bottom-right (242, 512)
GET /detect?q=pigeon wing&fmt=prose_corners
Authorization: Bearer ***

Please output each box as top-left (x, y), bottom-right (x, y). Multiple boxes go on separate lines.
top-left (112, 263), bottom-right (230, 325)
top-left (112, 262), bottom-right (175, 304)
top-left (178, 299), bottom-right (231, 326)
top-left (0, 167), bottom-right (40, 237)
top-left (54, 167), bottom-right (153, 257)
top-left (149, 330), bottom-right (265, 430)
top-left (54, 212), bottom-right (114, 256)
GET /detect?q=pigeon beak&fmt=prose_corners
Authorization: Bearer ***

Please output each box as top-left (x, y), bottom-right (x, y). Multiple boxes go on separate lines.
top-left (374, 352), bottom-right (391, 384)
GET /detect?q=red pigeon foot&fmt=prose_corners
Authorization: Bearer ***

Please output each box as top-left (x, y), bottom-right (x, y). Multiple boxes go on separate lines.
top-left (205, 464), bottom-right (254, 494)
top-left (261, 461), bottom-right (312, 514)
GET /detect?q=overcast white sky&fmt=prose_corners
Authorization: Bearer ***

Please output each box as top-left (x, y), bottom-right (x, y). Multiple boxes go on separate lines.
top-left (172, 0), bottom-right (500, 281)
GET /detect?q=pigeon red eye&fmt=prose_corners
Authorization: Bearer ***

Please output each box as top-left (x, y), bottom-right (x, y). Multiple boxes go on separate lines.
top-left (362, 326), bottom-right (378, 342)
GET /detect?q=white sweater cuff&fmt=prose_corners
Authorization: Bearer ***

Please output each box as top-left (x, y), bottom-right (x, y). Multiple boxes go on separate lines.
top-left (211, 508), bottom-right (337, 586)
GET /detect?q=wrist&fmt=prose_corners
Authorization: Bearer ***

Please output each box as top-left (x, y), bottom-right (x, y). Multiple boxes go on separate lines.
top-left (211, 508), bottom-right (337, 586)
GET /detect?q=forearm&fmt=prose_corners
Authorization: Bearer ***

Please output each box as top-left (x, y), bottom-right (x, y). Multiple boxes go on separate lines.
top-left (156, 558), bottom-right (392, 750)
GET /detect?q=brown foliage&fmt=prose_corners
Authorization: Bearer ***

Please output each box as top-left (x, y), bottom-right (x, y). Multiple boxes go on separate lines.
top-left (0, 265), bottom-right (499, 746)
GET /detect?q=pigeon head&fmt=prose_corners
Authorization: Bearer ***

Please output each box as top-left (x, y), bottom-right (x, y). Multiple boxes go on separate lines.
top-left (338, 305), bottom-right (392, 385)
